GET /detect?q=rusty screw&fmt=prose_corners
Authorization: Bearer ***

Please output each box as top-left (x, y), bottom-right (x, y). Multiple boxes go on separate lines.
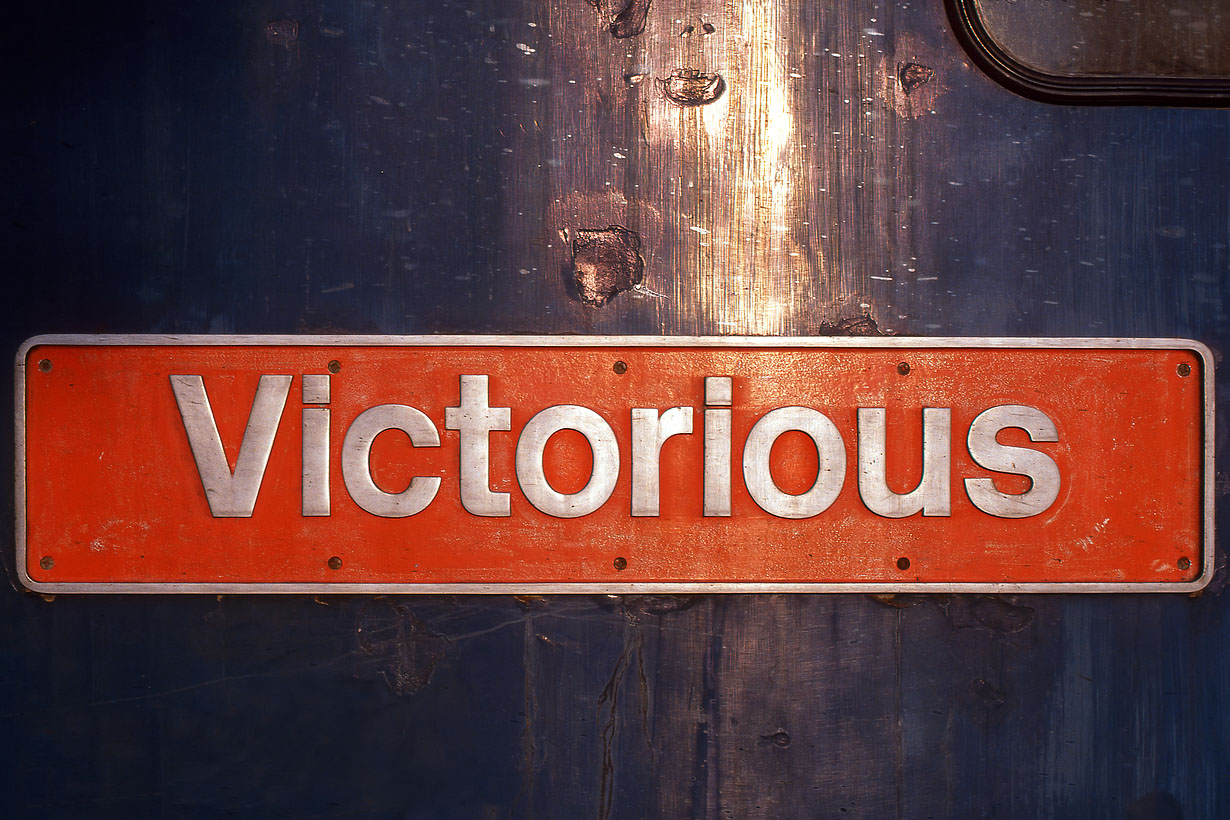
top-left (327, 556), bottom-right (343, 570)
top-left (39, 556), bottom-right (54, 571)
top-left (327, 360), bottom-right (342, 374)
top-left (613, 360), bottom-right (628, 375)
top-left (613, 556), bottom-right (628, 571)
top-left (38, 359), bottom-right (52, 373)
top-left (896, 556), bottom-right (911, 571)
top-left (1177, 557), bottom-right (1191, 571)
top-left (897, 362), bottom-right (911, 376)
top-left (1177, 363), bottom-right (1191, 377)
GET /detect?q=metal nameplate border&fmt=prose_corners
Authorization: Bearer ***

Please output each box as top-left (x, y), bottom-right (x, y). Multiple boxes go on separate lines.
top-left (14, 334), bottom-right (1216, 595)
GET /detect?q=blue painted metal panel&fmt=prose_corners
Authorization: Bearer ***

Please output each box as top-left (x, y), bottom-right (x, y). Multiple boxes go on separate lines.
top-left (2, 1), bottom-right (1226, 817)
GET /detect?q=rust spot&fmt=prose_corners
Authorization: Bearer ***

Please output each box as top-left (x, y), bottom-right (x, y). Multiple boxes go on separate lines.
top-left (264, 19), bottom-right (299, 48)
top-left (610, 0), bottom-right (652, 38)
top-left (946, 595), bottom-right (1035, 636)
top-left (758, 730), bottom-right (791, 748)
top-left (867, 593), bottom-right (914, 608)
top-left (818, 314), bottom-right (884, 337)
top-left (659, 68), bottom-right (725, 107)
top-left (588, 0), bottom-right (652, 39)
top-left (621, 595), bottom-right (697, 621)
top-left (971, 678), bottom-right (1006, 707)
top-left (898, 62), bottom-right (935, 95)
top-left (569, 225), bottom-right (645, 306)
top-left (355, 601), bottom-right (447, 696)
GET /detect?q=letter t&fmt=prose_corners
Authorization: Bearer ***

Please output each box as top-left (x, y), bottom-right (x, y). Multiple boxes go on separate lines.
top-left (445, 375), bottom-right (512, 516)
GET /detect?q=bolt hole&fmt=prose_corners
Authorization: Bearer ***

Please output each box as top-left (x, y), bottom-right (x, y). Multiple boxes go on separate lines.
top-left (1177, 363), bottom-right (1191, 377)
top-left (1177, 557), bottom-right (1191, 571)
top-left (613, 360), bottom-right (627, 375)
top-left (897, 362), bottom-right (911, 376)
top-left (39, 556), bottom-right (54, 571)
top-left (327, 556), bottom-right (343, 570)
top-left (327, 360), bottom-right (342, 374)
top-left (38, 359), bottom-right (52, 373)
top-left (613, 556), bottom-right (628, 571)
top-left (896, 556), bottom-right (911, 571)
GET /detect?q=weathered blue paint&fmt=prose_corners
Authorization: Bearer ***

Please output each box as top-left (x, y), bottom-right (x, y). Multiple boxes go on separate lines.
top-left (1, 1), bottom-right (1226, 817)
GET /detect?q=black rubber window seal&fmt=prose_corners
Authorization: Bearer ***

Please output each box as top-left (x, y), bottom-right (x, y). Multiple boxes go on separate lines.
top-left (946, 0), bottom-right (1230, 107)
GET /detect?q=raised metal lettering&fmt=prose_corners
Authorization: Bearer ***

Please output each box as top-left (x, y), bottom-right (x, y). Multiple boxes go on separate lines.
top-left (965, 404), bottom-right (1061, 518)
top-left (170, 374), bottom-right (291, 518)
top-left (743, 407), bottom-right (846, 519)
top-left (631, 407), bottom-right (694, 516)
top-left (857, 408), bottom-right (952, 518)
top-left (515, 405), bottom-right (618, 518)
top-left (301, 407), bottom-right (330, 516)
top-left (445, 375), bottom-right (512, 517)
top-left (704, 377), bottom-right (733, 516)
top-left (341, 404), bottom-right (441, 518)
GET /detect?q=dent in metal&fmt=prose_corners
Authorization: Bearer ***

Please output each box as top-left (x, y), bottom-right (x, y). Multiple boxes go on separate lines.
top-left (569, 226), bottom-right (645, 307)
top-left (658, 68), bottom-right (725, 107)
top-left (587, 0), bottom-right (653, 39)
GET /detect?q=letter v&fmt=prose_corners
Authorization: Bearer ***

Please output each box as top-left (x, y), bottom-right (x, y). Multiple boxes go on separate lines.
top-left (170, 375), bottom-right (292, 517)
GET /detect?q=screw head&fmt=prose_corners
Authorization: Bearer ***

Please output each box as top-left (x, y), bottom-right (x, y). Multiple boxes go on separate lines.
top-left (896, 556), bottom-right (911, 571)
top-left (897, 362), bottom-right (911, 375)
top-left (39, 556), bottom-right (54, 571)
top-left (327, 360), bottom-right (342, 374)
top-left (613, 556), bottom-right (628, 571)
top-left (613, 361), bottom-right (628, 375)
top-left (38, 359), bottom-right (52, 373)
top-left (1177, 363), bottom-right (1191, 377)
top-left (1177, 557), bottom-right (1191, 571)
top-left (327, 556), bottom-right (343, 570)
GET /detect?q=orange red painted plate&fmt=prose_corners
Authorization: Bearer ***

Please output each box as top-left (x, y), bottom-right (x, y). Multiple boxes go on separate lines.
top-left (16, 336), bottom-right (1213, 593)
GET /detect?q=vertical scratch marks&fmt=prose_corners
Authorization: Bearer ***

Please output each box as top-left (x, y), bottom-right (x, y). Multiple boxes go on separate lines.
top-left (895, 606), bottom-right (904, 820)
top-left (511, 608), bottom-right (537, 819)
top-left (598, 619), bottom-right (649, 820)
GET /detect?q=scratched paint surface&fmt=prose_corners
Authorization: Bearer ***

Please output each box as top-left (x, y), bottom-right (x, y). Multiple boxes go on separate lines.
top-left (2, 0), bottom-right (1228, 818)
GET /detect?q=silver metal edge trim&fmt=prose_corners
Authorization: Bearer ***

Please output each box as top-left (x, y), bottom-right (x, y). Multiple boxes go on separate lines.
top-left (1194, 339), bottom-right (1216, 592)
top-left (15, 340), bottom-right (33, 592)
top-left (11, 581), bottom-right (1213, 595)
top-left (14, 334), bottom-right (1215, 595)
top-left (12, 333), bottom-right (1217, 349)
